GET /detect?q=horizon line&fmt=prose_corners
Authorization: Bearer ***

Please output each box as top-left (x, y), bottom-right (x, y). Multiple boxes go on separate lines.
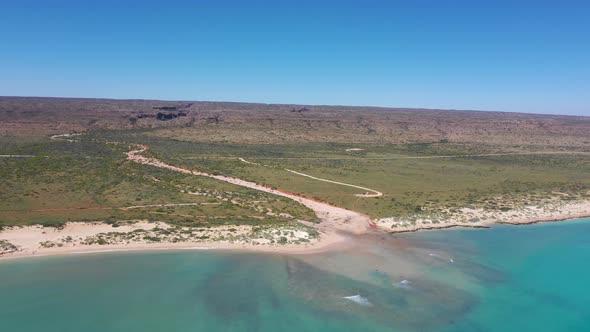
top-left (1, 94), bottom-right (587, 118)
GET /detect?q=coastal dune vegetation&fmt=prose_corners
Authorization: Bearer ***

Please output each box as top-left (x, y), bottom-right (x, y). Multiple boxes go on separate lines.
top-left (0, 97), bottom-right (589, 257)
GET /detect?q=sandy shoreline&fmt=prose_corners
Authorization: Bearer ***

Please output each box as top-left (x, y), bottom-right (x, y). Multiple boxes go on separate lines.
top-left (377, 199), bottom-right (590, 233)
top-left (0, 221), bottom-right (351, 261)
top-left (0, 238), bottom-right (349, 262)
top-left (2, 211), bottom-right (589, 261)
top-left (385, 213), bottom-right (590, 234)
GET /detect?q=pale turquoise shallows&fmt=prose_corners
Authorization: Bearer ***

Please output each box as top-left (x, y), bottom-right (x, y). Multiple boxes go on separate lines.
top-left (1, 218), bottom-right (589, 332)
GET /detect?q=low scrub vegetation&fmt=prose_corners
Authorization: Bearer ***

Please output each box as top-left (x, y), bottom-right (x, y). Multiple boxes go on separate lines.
top-left (1, 97), bottom-right (588, 228)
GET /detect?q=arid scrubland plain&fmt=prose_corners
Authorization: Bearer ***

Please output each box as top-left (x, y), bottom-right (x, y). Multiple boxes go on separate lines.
top-left (1, 97), bottom-right (589, 257)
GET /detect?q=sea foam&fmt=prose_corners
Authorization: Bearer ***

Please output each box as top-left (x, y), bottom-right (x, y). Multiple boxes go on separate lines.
top-left (342, 295), bottom-right (372, 306)
top-left (394, 279), bottom-right (412, 289)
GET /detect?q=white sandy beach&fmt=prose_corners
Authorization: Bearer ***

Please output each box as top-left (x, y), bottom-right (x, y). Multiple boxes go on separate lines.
top-left (2, 198), bottom-right (589, 260)
top-left (0, 221), bottom-right (350, 260)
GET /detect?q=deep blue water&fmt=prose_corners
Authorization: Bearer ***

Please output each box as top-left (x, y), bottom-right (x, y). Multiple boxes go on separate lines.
top-left (1, 218), bottom-right (589, 331)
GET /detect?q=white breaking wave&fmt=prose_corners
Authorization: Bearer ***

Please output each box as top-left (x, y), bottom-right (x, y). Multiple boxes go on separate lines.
top-left (394, 279), bottom-right (412, 289)
top-left (429, 253), bottom-right (455, 263)
top-left (342, 295), bottom-right (372, 306)
top-left (179, 247), bottom-right (223, 250)
top-left (70, 248), bottom-right (144, 254)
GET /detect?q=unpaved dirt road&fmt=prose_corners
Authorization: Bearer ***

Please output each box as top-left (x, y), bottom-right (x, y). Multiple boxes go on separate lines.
top-left (283, 169), bottom-right (383, 197)
top-left (238, 158), bottom-right (383, 197)
top-left (127, 145), bottom-right (372, 234)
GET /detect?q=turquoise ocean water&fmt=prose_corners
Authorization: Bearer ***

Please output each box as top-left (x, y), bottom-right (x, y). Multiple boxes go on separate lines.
top-left (1, 218), bottom-right (589, 331)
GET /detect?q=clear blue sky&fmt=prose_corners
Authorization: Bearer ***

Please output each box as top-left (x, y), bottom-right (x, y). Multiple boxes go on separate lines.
top-left (1, 0), bottom-right (588, 115)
